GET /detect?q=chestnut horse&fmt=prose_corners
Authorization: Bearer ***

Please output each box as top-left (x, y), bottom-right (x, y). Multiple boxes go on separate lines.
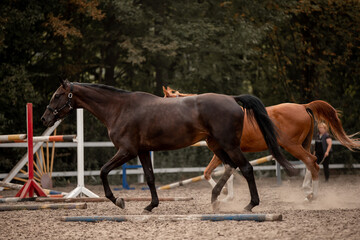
top-left (41, 80), bottom-right (297, 212)
top-left (163, 86), bottom-right (360, 200)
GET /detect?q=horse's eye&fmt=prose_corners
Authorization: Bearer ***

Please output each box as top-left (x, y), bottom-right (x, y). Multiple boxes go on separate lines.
top-left (54, 93), bottom-right (64, 99)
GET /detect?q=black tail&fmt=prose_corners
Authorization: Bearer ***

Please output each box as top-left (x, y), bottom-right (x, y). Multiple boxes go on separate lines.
top-left (234, 94), bottom-right (298, 177)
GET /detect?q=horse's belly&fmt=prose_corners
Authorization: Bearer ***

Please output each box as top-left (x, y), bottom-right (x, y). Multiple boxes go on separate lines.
top-left (139, 125), bottom-right (207, 151)
top-left (240, 136), bottom-right (268, 152)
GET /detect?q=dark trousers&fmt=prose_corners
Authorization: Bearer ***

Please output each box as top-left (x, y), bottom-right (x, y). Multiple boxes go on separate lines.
top-left (316, 153), bottom-right (331, 181)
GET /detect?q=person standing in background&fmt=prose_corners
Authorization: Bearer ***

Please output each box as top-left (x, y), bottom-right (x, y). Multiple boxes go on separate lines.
top-left (314, 122), bottom-right (333, 181)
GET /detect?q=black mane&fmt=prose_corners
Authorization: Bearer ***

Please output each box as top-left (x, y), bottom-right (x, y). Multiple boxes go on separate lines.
top-left (74, 82), bottom-right (131, 94)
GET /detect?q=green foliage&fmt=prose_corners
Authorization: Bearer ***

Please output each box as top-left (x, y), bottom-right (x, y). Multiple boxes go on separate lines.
top-left (0, 0), bottom-right (359, 182)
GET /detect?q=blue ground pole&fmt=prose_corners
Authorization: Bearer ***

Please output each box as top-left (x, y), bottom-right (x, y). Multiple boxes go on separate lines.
top-left (61, 214), bottom-right (283, 222)
top-left (121, 163), bottom-right (142, 190)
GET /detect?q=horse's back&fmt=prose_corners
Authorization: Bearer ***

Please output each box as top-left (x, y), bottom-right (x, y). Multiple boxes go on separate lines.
top-left (129, 92), bottom-right (244, 151)
top-left (241, 103), bottom-right (313, 151)
top-left (268, 103), bottom-right (313, 144)
top-left (129, 93), bottom-right (207, 150)
top-left (195, 93), bottom-right (243, 117)
top-left (268, 103), bottom-right (312, 127)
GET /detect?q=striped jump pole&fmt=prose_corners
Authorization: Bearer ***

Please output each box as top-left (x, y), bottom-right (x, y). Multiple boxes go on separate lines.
top-left (0, 203), bottom-right (87, 211)
top-left (250, 155), bottom-right (274, 165)
top-left (32, 135), bottom-right (76, 143)
top-left (0, 181), bottom-right (68, 196)
top-left (0, 135), bottom-right (76, 143)
top-left (158, 175), bottom-right (206, 190)
top-left (62, 213), bottom-right (282, 222)
top-left (0, 134), bottom-right (27, 143)
top-left (0, 197), bottom-right (37, 203)
top-left (43, 189), bottom-right (68, 196)
top-left (191, 141), bottom-right (207, 147)
top-left (158, 155), bottom-right (274, 190)
top-left (211, 155), bottom-right (274, 178)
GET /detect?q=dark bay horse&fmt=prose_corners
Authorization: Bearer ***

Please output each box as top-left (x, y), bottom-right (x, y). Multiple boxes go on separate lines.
top-left (163, 86), bottom-right (360, 200)
top-left (41, 80), bottom-right (297, 212)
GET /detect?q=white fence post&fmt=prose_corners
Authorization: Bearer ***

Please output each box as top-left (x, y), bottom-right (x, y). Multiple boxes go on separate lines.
top-left (65, 109), bottom-right (99, 198)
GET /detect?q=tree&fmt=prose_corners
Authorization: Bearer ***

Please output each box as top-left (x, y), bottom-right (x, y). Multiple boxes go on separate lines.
top-left (0, 0), bottom-right (358, 178)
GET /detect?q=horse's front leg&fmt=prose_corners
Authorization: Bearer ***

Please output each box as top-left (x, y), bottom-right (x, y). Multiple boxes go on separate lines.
top-left (100, 149), bottom-right (135, 208)
top-left (302, 164), bottom-right (320, 201)
top-left (138, 151), bottom-right (159, 212)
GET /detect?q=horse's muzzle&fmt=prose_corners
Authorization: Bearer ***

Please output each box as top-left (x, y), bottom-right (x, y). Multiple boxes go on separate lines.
top-left (41, 115), bottom-right (55, 127)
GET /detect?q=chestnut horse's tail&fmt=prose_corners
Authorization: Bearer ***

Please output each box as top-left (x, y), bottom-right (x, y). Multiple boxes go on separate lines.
top-left (304, 100), bottom-right (360, 151)
top-left (234, 95), bottom-right (298, 176)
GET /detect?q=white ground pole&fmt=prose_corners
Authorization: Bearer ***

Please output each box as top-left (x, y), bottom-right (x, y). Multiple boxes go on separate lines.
top-left (0, 120), bottom-right (61, 191)
top-left (65, 109), bottom-right (99, 198)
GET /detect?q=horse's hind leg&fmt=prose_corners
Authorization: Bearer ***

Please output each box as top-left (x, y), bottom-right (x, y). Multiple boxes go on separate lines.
top-left (204, 155), bottom-right (222, 180)
top-left (300, 114), bottom-right (320, 200)
top-left (100, 149), bottom-right (136, 208)
top-left (207, 170), bottom-right (234, 199)
top-left (212, 146), bottom-right (259, 212)
top-left (225, 147), bottom-right (259, 211)
top-left (138, 151), bottom-right (159, 212)
top-left (302, 160), bottom-right (320, 200)
top-left (301, 140), bottom-right (313, 191)
top-left (302, 169), bottom-right (312, 190)
top-left (283, 144), bottom-right (319, 200)
top-left (222, 173), bottom-right (234, 202)
top-left (206, 155), bottom-right (232, 196)
top-left (211, 164), bottom-right (234, 211)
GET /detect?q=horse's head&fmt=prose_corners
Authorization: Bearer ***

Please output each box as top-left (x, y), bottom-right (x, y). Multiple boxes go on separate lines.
top-left (162, 86), bottom-right (194, 98)
top-left (163, 86), bottom-right (178, 98)
top-left (41, 79), bottom-right (75, 127)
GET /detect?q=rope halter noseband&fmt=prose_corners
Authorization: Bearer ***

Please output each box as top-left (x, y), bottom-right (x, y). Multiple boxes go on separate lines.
top-left (47, 83), bottom-right (74, 116)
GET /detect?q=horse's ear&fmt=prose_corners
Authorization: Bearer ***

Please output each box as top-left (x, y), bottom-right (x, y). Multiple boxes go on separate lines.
top-left (162, 86), bottom-right (171, 98)
top-left (58, 77), bottom-right (68, 89)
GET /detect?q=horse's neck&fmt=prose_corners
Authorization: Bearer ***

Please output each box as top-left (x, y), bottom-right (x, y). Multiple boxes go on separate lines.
top-left (73, 84), bottom-right (127, 128)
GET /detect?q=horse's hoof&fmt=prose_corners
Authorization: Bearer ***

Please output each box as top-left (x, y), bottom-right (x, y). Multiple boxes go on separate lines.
top-left (144, 203), bottom-right (155, 212)
top-left (142, 209), bottom-right (152, 214)
top-left (305, 193), bottom-right (313, 202)
top-left (244, 203), bottom-right (253, 212)
top-left (212, 201), bottom-right (220, 212)
top-left (115, 198), bottom-right (125, 209)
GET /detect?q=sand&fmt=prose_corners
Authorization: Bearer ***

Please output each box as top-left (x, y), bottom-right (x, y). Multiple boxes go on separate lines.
top-left (0, 174), bottom-right (359, 240)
